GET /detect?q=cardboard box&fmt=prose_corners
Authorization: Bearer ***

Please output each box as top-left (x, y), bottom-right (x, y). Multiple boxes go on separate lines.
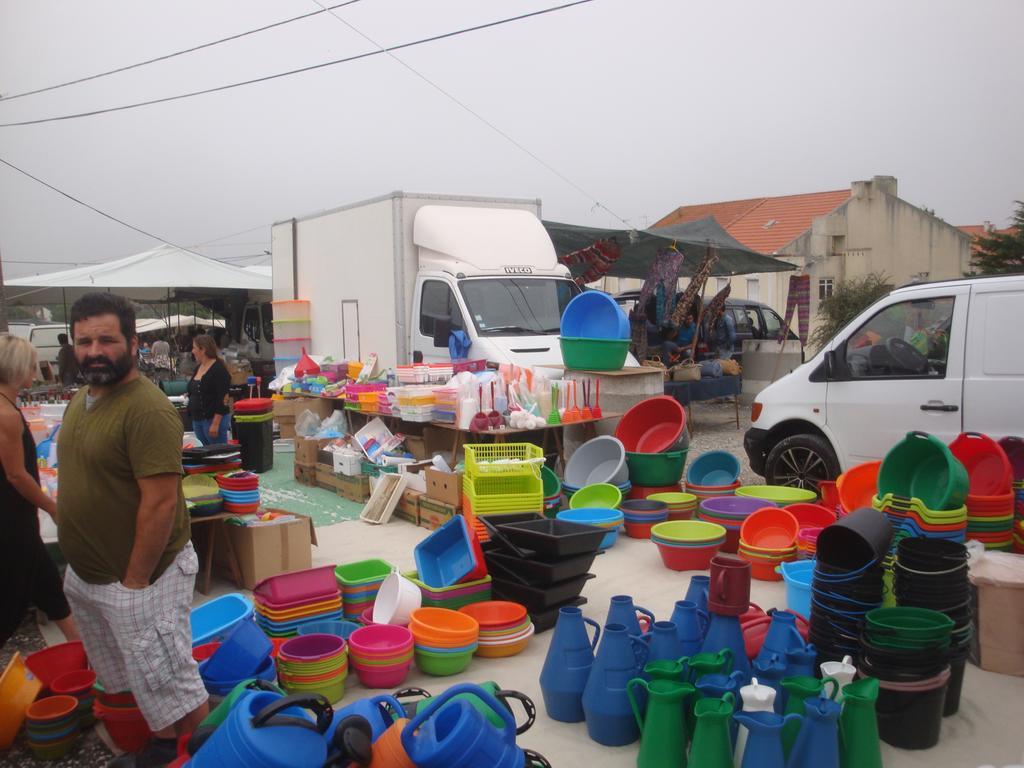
top-left (228, 360), bottom-right (253, 386)
top-left (301, 397), bottom-right (337, 421)
top-left (398, 461), bottom-right (432, 494)
top-left (419, 498), bottom-right (456, 530)
top-left (222, 510), bottom-right (318, 590)
top-left (396, 489), bottom-right (423, 525)
top-left (404, 435), bottom-right (428, 461)
top-left (294, 463), bottom-right (317, 487)
top-left (316, 467), bottom-right (371, 503)
top-left (425, 468), bottom-right (463, 508)
top-left (277, 416), bottom-right (296, 439)
top-left (295, 437), bottom-right (330, 467)
top-left (273, 398), bottom-right (299, 418)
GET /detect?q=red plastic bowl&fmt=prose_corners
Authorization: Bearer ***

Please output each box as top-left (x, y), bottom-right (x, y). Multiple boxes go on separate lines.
top-left (624, 521), bottom-right (657, 539)
top-left (49, 669), bottom-right (96, 697)
top-left (191, 642), bottom-right (221, 662)
top-left (836, 460), bottom-right (880, 515)
top-left (24, 642), bottom-right (88, 688)
top-left (615, 396), bottom-right (687, 453)
top-left (740, 508), bottom-right (799, 550)
top-left (949, 432), bottom-right (1013, 496)
top-left (655, 541), bottom-right (719, 571)
top-left (627, 484), bottom-right (683, 500)
top-left (786, 503), bottom-right (836, 530)
top-left (94, 703), bottom-right (152, 752)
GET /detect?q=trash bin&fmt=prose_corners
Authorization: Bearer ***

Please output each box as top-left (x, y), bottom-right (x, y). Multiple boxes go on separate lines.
top-left (969, 549), bottom-right (1024, 676)
top-left (234, 411), bottom-right (274, 473)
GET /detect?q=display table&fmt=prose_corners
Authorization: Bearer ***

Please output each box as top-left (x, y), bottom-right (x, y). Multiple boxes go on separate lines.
top-left (189, 513), bottom-right (244, 594)
top-left (663, 375), bottom-right (742, 430)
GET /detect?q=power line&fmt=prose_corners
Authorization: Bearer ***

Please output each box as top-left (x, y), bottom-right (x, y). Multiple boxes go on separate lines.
top-left (309, 0), bottom-right (630, 228)
top-left (0, 0), bottom-right (364, 102)
top-left (0, 1), bottom-right (594, 129)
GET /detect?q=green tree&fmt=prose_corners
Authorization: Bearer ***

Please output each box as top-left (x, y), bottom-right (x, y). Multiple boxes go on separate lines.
top-left (970, 201), bottom-right (1024, 275)
top-left (809, 272), bottom-right (891, 351)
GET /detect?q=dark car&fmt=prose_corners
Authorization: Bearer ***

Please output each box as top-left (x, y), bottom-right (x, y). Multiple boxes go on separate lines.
top-left (614, 291), bottom-right (801, 364)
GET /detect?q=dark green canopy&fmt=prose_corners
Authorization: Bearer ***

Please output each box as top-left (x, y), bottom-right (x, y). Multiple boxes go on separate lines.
top-left (543, 216), bottom-right (796, 279)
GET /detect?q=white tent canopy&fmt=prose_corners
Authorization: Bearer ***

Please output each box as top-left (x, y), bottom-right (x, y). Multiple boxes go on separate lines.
top-left (135, 314), bottom-right (227, 335)
top-left (5, 243), bottom-right (272, 304)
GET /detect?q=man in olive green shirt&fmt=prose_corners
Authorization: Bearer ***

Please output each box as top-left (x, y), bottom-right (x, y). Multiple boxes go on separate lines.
top-left (58, 293), bottom-right (208, 768)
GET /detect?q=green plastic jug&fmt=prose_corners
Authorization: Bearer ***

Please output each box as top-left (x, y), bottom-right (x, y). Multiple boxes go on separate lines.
top-left (689, 693), bottom-right (736, 768)
top-left (780, 675), bottom-right (838, 758)
top-left (839, 677), bottom-right (882, 768)
top-left (627, 678), bottom-right (695, 768)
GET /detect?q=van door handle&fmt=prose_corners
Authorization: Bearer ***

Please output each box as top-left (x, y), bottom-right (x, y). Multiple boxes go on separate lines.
top-left (920, 402), bottom-right (959, 412)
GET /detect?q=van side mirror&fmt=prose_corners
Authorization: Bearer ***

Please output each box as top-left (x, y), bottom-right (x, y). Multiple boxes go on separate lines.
top-left (824, 350), bottom-right (837, 380)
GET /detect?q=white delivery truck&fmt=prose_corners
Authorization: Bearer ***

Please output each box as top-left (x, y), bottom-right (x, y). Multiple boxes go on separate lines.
top-left (269, 192), bottom-right (585, 370)
top-left (744, 274), bottom-right (1024, 488)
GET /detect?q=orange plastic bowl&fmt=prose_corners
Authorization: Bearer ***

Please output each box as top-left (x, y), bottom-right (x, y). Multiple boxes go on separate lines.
top-left (409, 608), bottom-right (479, 638)
top-left (740, 508), bottom-right (799, 550)
top-left (786, 503), bottom-right (836, 530)
top-left (458, 601), bottom-right (527, 629)
top-left (744, 556), bottom-right (787, 581)
top-left (26, 696), bottom-right (78, 723)
top-left (836, 460), bottom-right (881, 514)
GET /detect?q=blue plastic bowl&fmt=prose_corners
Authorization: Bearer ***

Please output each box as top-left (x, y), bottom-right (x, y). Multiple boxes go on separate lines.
top-left (202, 618), bottom-right (272, 682)
top-left (255, 611), bottom-right (345, 632)
top-left (560, 291), bottom-right (630, 340)
top-left (600, 528), bottom-right (621, 549)
top-left (414, 516), bottom-right (476, 589)
top-left (413, 641), bottom-right (478, 654)
top-left (687, 451), bottom-right (742, 487)
top-left (200, 653), bottom-right (276, 694)
top-left (556, 508), bottom-right (625, 526)
top-left (191, 593), bottom-right (255, 646)
top-left (297, 620), bottom-right (362, 640)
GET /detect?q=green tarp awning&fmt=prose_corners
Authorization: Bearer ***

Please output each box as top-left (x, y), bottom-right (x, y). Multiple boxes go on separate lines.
top-left (543, 216), bottom-right (797, 279)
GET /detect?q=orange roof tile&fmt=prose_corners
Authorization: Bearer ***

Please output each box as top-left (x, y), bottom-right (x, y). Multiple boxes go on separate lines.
top-left (957, 224), bottom-right (1017, 254)
top-left (655, 189), bottom-right (852, 254)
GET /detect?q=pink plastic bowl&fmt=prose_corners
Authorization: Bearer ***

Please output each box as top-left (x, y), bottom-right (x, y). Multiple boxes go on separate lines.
top-left (352, 659), bottom-right (413, 689)
top-left (348, 625), bottom-right (414, 657)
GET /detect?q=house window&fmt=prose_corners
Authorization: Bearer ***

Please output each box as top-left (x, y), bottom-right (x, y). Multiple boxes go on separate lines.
top-left (746, 278), bottom-right (760, 303)
top-left (819, 278), bottom-right (835, 301)
top-left (716, 277), bottom-right (731, 293)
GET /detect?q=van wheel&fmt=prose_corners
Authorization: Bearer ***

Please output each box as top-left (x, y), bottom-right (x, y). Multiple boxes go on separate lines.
top-left (764, 434), bottom-right (840, 490)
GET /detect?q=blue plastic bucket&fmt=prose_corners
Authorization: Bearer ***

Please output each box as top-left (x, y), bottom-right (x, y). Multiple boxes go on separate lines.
top-left (778, 560), bottom-right (814, 618)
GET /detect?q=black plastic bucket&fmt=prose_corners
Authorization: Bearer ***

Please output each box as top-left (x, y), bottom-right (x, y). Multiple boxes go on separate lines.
top-left (817, 508), bottom-right (894, 570)
top-left (877, 673), bottom-right (949, 750)
top-left (943, 655), bottom-right (967, 717)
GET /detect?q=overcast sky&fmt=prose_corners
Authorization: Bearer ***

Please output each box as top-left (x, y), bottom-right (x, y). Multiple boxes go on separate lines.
top-left (1, 0), bottom-right (1021, 278)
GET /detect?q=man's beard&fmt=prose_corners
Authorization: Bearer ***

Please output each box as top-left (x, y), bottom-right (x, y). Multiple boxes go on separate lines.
top-left (80, 351), bottom-right (134, 386)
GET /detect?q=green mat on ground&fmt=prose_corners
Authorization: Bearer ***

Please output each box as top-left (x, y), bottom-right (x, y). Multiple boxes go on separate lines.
top-left (256, 453), bottom-right (363, 527)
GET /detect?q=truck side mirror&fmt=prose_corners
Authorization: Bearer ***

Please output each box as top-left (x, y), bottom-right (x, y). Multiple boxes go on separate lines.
top-left (824, 350), bottom-right (841, 380)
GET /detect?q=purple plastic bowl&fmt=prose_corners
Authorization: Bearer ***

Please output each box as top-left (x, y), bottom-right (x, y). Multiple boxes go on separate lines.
top-left (700, 496), bottom-right (777, 518)
top-left (278, 633), bottom-right (347, 661)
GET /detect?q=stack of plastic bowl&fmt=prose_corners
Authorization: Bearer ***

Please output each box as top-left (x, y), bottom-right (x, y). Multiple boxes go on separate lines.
top-left (92, 688), bottom-right (152, 753)
top-left (893, 537), bottom-right (971, 716)
top-left (276, 634), bottom-right (349, 702)
top-left (24, 641), bottom-right (88, 690)
top-left (296, 620), bottom-right (361, 640)
top-left (949, 432), bottom-right (1015, 551)
top-left (542, 466), bottom-right (563, 517)
top-left (998, 436), bottom-right (1024, 551)
top-left (796, 527), bottom-right (823, 559)
top-left (404, 571), bottom-right (493, 610)
top-left (738, 507), bottom-right (799, 580)
top-left (556, 508), bottom-right (624, 549)
top-left (687, 451), bottom-right (741, 488)
top-left (860, 606), bottom-right (954, 750)
top-left (347, 625), bottom-right (414, 689)
top-left (735, 485), bottom-right (819, 506)
top-left (563, 436), bottom-right (629, 489)
top-left (569, 483), bottom-right (623, 511)
top-left (183, 475), bottom-right (223, 517)
top-left (24, 696), bottom-right (80, 760)
top-left (786, 502), bottom-right (837, 530)
top-left (619, 499), bottom-right (669, 538)
top-left (1015, 519), bottom-right (1024, 554)
top-left (459, 601), bottom-right (535, 658)
top-left (335, 559), bottom-right (394, 620)
top-left (685, 478), bottom-right (741, 504)
top-left (650, 520), bottom-right (726, 571)
top-left (615, 396), bottom-right (689, 495)
top-left (254, 566), bottom-right (343, 637)
top-left (696, 496), bottom-right (775, 553)
top-left (835, 460), bottom-right (881, 516)
top-left (646, 492), bottom-right (698, 521)
top-left (564, 478), bottom-right (631, 501)
top-left (409, 608), bottom-right (480, 676)
top-left (215, 470), bottom-right (261, 514)
top-left (199, 619), bottom-right (275, 696)
top-left (50, 669), bottom-right (97, 728)
top-left (559, 291), bottom-right (631, 371)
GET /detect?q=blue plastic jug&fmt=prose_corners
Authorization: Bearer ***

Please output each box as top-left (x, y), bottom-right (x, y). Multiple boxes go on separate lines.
top-left (606, 594), bottom-right (656, 636)
top-left (685, 575), bottom-right (710, 616)
top-left (733, 710), bottom-right (803, 768)
top-left (670, 600), bottom-right (708, 656)
top-left (189, 691), bottom-right (331, 768)
top-left (329, 695), bottom-right (404, 741)
top-left (701, 613), bottom-right (752, 683)
top-left (637, 620), bottom-right (686, 664)
top-left (539, 606), bottom-right (601, 723)
top-left (401, 684), bottom-right (523, 768)
top-left (582, 622), bottom-right (649, 746)
top-left (695, 670), bottom-right (745, 743)
top-left (785, 645), bottom-right (817, 680)
top-left (786, 696), bottom-right (841, 768)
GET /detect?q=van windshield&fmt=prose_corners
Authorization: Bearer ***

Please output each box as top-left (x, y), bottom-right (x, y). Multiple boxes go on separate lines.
top-left (459, 278), bottom-right (579, 336)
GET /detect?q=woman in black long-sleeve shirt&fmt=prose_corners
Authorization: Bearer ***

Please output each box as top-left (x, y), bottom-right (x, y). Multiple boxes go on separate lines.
top-left (187, 334), bottom-right (231, 445)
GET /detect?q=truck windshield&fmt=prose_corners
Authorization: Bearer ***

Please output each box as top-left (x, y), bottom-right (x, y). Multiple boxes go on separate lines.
top-left (459, 278), bottom-right (579, 336)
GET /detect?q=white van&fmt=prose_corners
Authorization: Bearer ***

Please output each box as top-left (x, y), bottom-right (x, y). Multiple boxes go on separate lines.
top-left (6, 322), bottom-right (68, 368)
top-left (744, 274), bottom-right (1024, 488)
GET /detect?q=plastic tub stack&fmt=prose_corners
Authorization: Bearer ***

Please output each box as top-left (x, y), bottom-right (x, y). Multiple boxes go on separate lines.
top-left (253, 566), bottom-right (343, 637)
top-left (23, 695), bottom-right (82, 760)
top-left (460, 601), bottom-right (535, 658)
top-left (685, 450), bottom-right (742, 505)
top-left (271, 299), bottom-right (311, 374)
top-left (1000, 437), bottom-right (1024, 552)
top-left (182, 442), bottom-right (242, 476)
top-left (697, 496), bottom-right (774, 554)
top-left (409, 608), bottom-right (480, 676)
top-left (892, 537), bottom-right (971, 716)
top-left (737, 507), bottom-right (799, 580)
top-left (646, 491), bottom-right (697, 521)
top-left (462, 443), bottom-right (544, 519)
top-left (649, 519), bottom-right (726, 570)
top-left (199, 619), bottom-right (275, 696)
top-left (810, 507), bottom-right (893, 665)
top-left (483, 511), bottom-right (604, 632)
top-left (615, 396), bottom-right (689, 498)
top-left (50, 669), bottom-right (96, 729)
top-left (949, 432), bottom-right (1015, 551)
top-left (216, 470), bottom-right (261, 514)
top-left (277, 633), bottom-right (348, 701)
top-left (347, 624), bottom-right (414, 689)
top-left (393, 385), bottom-right (436, 423)
top-left (335, 559), bottom-right (393, 621)
top-left (559, 291), bottom-right (631, 371)
top-left (556, 507), bottom-right (624, 549)
top-left (183, 475), bottom-right (223, 517)
top-left (404, 570), bottom-right (493, 609)
top-left (93, 688), bottom-right (152, 753)
top-left (619, 499), bottom-right (669, 538)
top-left (233, 398), bottom-right (275, 473)
top-left (859, 606), bottom-right (955, 750)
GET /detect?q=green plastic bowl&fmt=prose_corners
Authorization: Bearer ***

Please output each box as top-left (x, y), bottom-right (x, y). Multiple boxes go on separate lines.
top-left (735, 485), bottom-right (818, 506)
top-left (866, 607), bottom-right (955, 637)
top-left (569, 483), bottom-right (623, 510)
top-left (560, 337), bottom-right (630, 371)
top-left (541, 465), bottom-right (561, 498)
top-left (651, 520), bottom-right (727, 542)
top-left (877, 431), bottom-right (969, 511)
top-left (335, 559), bottom-right (394, 587)
top-left (280, 676), bottom-right (346, 703)
top-left (626, 450), bottom-right (688, 486)
top-left (414, 649), bottom-right (474, 676)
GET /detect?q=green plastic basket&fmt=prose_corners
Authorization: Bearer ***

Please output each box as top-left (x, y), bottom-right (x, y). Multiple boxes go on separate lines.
top-left (335, 559), bottom-right (394, 588)
top-left (560, 336), bottom-right (630, 371)
top-left (625, 450), bottom-right (688, 486)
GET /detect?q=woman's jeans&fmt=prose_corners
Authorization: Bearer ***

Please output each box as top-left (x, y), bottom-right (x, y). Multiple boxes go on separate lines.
top-left (194, 418), bottom-right (229, 446)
